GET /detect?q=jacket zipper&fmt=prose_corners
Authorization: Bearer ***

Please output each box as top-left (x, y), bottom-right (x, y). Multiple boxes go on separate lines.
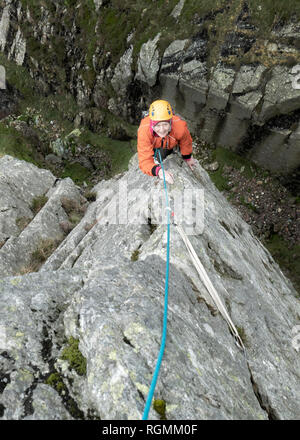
top-left (161, 137), bottom-right (169, 149)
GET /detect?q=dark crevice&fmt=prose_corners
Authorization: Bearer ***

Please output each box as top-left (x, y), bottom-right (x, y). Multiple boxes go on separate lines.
top-left (0, 351), bottom-right (14, 361)
top-left (123, 336), bottom-right (135, 349)
top-left (71, 247), bottom-right (85, 268)
top-left (247, 364), bottom-right (279, 420)
top-left (206, 239), bottom-right (243, 280)
top-left (219, 220), bottom-right (236, 238)
top-left (0, 403), bottom-right (5, 418)
top-left (265, 108), bottom-right (300, 131)
top-left (196, 295), bottom-right (218, 317)
top-left (237, 108), bottom-right (300, 157)
top-left (213, 258), bottom-right (243, 280)
top-left (137, 389), bottom-right (145, 402)
top-left (234, 224), bottom-right (244, 236)
top-left (43, 369), bottom-right (85, 419)
top-left (147, 217), bottom-right (158, 235)
top-left (41, 325), bottom-right (53, 363)
top-left (0, 372), bottom-right (11, 394)
top-left (23, 379), bottom-right (39, 417)
top-left (277, 165), bottom-right (300, 197)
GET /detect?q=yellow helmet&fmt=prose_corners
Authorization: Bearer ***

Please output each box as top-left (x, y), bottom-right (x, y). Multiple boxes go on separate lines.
top-left (149, 99), bottom-right (173, 121)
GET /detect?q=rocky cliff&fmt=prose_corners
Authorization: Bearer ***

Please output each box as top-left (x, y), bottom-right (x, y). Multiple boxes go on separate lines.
top-left (0, 0), bottom-right (300, 174)
top-left (0, 0), bottom-right (300, 421)
top-left (0, 154), bottom-right (299, 420)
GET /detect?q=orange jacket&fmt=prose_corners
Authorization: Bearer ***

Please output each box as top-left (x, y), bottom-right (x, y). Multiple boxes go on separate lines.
top-left (137, 115), bottom-right (193, 176)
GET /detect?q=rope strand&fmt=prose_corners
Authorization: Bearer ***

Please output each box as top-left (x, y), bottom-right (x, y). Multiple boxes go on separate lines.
top-left (142, 150), bottom-right (171, 420)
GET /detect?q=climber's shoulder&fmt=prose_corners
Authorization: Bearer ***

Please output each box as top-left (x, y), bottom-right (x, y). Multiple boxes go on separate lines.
top-left (138, 115), bottom-right (150, 128)
top-left (172, 114), bottom-right (189, 135)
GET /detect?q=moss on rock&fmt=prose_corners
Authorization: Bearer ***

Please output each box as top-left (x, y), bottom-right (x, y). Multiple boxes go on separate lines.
top-left (153, 398), bottom-right (167, 420)
top-left (61, 337), bottom-right (87, 376)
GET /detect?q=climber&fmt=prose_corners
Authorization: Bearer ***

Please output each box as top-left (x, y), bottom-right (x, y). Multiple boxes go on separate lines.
top-left (137, 99), bottom-right (196, 184)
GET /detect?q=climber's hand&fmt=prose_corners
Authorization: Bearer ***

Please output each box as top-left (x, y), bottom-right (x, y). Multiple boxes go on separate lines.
top-left (184, 157), bottom-right (196, 169)
top-left (158, 168), bottom-right (174, 184)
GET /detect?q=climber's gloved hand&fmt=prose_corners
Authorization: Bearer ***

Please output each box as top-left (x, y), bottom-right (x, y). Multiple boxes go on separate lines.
top-left (158, 168), bottom-right (174, 184)
top-left (184, 157), bottom-right (196, 170)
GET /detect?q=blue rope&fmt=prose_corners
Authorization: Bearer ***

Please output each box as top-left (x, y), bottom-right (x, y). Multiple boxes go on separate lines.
top-left (142, 149), bottom-right (171, 420)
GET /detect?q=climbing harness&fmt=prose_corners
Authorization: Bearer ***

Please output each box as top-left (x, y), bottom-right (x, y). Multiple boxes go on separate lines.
top-left (142, 151), bottom-right (245, 420)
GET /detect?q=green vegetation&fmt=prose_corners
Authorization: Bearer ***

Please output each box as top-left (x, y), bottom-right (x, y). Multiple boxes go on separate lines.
top-left (61, 162), bottom-right (91, 185)
top-left (44, 369), bottom-right (85, 419)
top-left (18, 237), bottom-right (61, 274)
top-left (0, 123), bottom-right (43, 166)
top-left (98, 0), bottom-right (300, 70)
top-left (239, 195), bottom-right (260, 213)
top-left (153, 399), bottom-right (167, 420)
top-left (31, 195), bottom-right (48, 214)
top-left (60, 196), bottom-right (87, 228)
top-left (195, 143), bottom-right (299, 295)
top-left (13, 0), bottom-right (300, 109)
top-left (45, 372), bottom-right (65, 394)
top-left (195, 146), bottom-right (257, 192)
top-left (0, 48), bottom-right (137, 186)
top-left (131, 249), bottom-right (140, 261)
top-left (16, 216), bottom-right (32, 232)
top-left (247, 0), bottom-right (300, 30)
top-left (236, 325), bottom-right (248, 346)
top-left (0, 52), bottom-right (37, 101)
top-left (79, 129), bottom-right (134, 178)
top-left (84, 191), bottom-right (97, 202)
top-left (61, 336), bottom-right (87, 376)
top-left (263, 233), bottom-right (300, 296)
top-left (30, 238), bottom-right (61, 265)
top-left (3, 0), bottom-right (299, 187)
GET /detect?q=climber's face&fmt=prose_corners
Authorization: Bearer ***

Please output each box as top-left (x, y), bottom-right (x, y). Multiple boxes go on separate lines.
top-left (153, 121), bottom-right (171, 138)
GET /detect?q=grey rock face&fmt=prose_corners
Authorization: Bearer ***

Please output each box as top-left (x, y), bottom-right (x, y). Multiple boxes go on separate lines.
top-left (160, 38), bottom-right (209, 129)
top-left (0, 155), bottom-right (299, 420)
top-left (93, 0), bottom-right (103, 12)
top-left (136, 33), bottom-right (161, 87)
top-left (171, 0), bottom-right (186, 20)
top-left (0, 155), bottom-right (84, 277)
top-left (247, 120), bottom-right (300, 174)
top-left (207, 64), bottom-right (236, 111)
top-left (0, 268), bottom-right (86, 420)
top-left (159, 39), bottom-right (300, 172)
top-left (0, 2), bottom-right (26, 65)
top-left (111, 45), bottom-right (134, 97)
top-left (259, 65), bottom-right (300, 121)
top-left (23, 384), bottom-right (74, 420)
top-left (232, 64), bottom-right (267, 95)
top-left (0, 4), bottom-right (11, 52)
top-left (0, 155), bottom-right (55, 243)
